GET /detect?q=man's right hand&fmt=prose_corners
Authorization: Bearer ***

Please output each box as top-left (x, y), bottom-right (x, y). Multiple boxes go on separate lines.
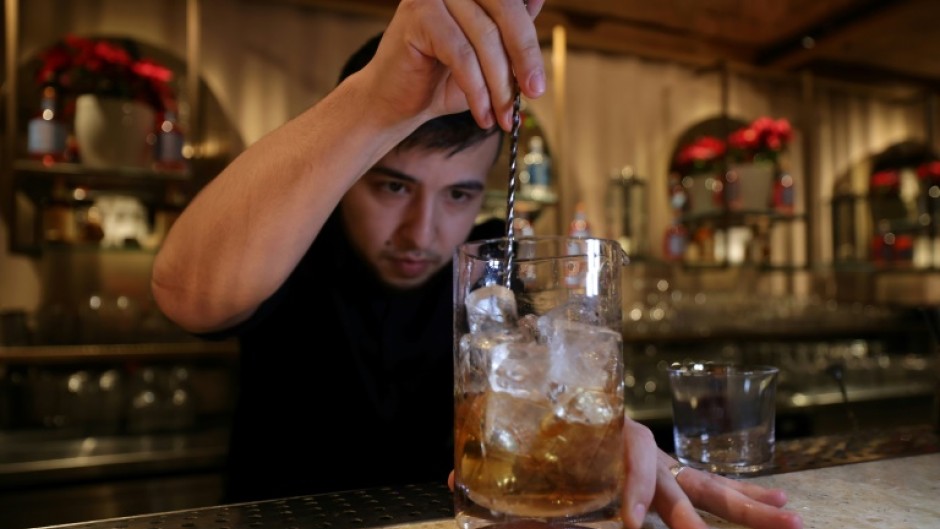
top-left (358, 0), bottom-right (547, 132)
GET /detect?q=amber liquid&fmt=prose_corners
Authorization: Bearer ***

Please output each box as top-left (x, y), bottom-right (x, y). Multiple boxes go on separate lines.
top-left (455, 392), bottom-right (623, 520)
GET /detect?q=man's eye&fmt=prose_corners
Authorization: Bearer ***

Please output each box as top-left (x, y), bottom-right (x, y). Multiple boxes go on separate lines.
top-left (382, 181), bottom-right (407, 194)
top-left (449, 189), bottom-right (477, 203)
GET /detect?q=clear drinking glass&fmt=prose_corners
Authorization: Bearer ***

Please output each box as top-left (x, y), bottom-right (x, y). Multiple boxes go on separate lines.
top-left (667, 361), bottom-right (778, 475)
top-left (453, 236), bottom-right (627, 529)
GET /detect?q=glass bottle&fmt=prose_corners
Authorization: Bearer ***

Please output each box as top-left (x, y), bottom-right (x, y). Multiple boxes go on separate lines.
top-left (694, 222), bottom-right (715, 264)
top-left (153, 109), bottom-right (187, 172)
top-left (723, 168), bottom-right (741, 210)
top-left (662, 217), bottom-right (688, 262)
top-left (667, 172), bottom-right (688, 213)
top-left (568, 202), bottom-right (591, 238)
top-left (27, 82), bottom-right (68, 165)
top-left (566, 203), bottom-right (591, 287)
top-left (42, 177), bottom-right (77, 244)
top-left (523, 136), bottom-right (551, 200)
top-left (773, 170), bottom-right (796, 214)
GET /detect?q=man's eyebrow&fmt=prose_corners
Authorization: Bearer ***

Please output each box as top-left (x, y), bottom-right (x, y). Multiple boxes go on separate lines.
top-left (370, 166), bottom-right (417, 182)
top-left (452, 180), bottom-right (485, 191)
top-left (369, 166), bottom-right (485, 191)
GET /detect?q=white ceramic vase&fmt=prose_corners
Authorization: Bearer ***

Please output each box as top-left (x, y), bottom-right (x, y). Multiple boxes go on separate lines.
top-left (685, 171), bottom-right (723, 215)
top-left (732, 161), bottom-right (775, 211)
top-left (74, 94), bottom-right (155, 169)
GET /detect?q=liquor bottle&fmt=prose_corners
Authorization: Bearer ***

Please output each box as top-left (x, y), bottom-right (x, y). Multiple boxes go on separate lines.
top-left (693, 223), bottom-right (715, 264)
top-left (723, 168), bottom-right (741, 210)
top-left (512, 217), bottom-right (535, 238)
top-left (565, 203), bottom-right (591, 287)
top-left (871, 222), bottom-right (893, 266)
top-left (913, 234), bottom-right (931, 269)
top-left (72, 186), bottom-right (104, 244)
top-left (27, 82), bottom-right (68, 165)
top-left (568, 202), bottom-right (591, 238)
top-left (713, 227), bottom-right (728, 263)
top-left (523, 136), bottom-right (552, 200)
top-left (42, 177), bottom-right (77, 244)
top-left (662, 218), bottom-right (688, 262)
top-left (773, 171), bottom-right (795, 214)
top-left (153, 109), bottom-right (187, 172)
top-left (667, 172), bottom-right (688, 213)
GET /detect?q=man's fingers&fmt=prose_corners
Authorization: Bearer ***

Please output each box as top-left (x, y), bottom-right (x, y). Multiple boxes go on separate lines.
top-left (442, 0), bottom-right (509, 127)
top-left (650, 461), bottom-right (709, 529)
top-left (383, 0), bottom-right (545, 130)
top-left (678, 468), bottom-right (804, 529)
top-left (480, 0), bottom-right (545, 97)
top-left (479, 0), bottom-right (546, 98)
top-left (446, 0), bottom-right (544, 130)
top-left (707, 473), bottom-right (789, 508)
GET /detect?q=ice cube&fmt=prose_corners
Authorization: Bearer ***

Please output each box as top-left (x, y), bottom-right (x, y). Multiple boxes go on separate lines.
top-left (489, 340), bottom-right (550, 399)
top-left (531, 411), bottom-right (624, 492)
top-left (554, 388), bottom-right (621, 425)
top-left (543, 319), bottom-right (623, 392)
top-left (516, 313), bottom-right (540, 342)
top-left (457, 330), bottom-right (524, 394)
top-left (537, 294), bottom-right (610, 329)
top-left (484, 391), bottom-right (552, 455)
top-left (465, 284), bottom-right (518, 333)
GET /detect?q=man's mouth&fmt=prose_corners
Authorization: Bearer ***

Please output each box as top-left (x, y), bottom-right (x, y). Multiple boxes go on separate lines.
top-left (388, 255), bottom-right (435, 278)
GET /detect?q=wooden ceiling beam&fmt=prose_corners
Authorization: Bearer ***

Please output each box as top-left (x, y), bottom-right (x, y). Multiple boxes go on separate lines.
top-left (259, 0), bottom-right (396, 19)
top-left (534, 9), bottom-right (752, 67)
top-left (755, 0), bottom-right (918, 69)
top-left (254, 0), bottom-right (940, 84)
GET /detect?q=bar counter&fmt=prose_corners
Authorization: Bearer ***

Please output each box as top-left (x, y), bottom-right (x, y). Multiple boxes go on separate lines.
top-left (28, 424), bottom-right (938, 529)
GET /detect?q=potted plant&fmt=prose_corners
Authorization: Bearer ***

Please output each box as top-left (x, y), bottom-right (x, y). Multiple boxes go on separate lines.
top-left (724, 116), bottom-right (794, 211)
top-left (35, 34), bottom-right (175, 168)
top-left (672, 135), bottom-right (727, 215)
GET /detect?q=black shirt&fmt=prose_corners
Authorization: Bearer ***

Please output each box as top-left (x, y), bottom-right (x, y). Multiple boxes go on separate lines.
top-left (214, 212), bottom-right (504, 503)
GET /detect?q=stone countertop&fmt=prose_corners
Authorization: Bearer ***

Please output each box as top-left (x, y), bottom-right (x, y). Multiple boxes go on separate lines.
top-left (645, 452), bottom-right (940, 529)
top-left (391, 453), bottom-right (940, 529)
top-left (359, 453), bottom-right (940, 529)
top-left (30, 426), bottom-right (940, 529)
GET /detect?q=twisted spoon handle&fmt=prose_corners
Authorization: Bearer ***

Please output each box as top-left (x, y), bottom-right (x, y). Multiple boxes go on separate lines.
top-left (504, 0), bottom-right (528, 288)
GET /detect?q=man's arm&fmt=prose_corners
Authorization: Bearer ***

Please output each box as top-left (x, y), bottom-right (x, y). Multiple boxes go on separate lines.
top-left (151, 75), bottom-right (407, 333)
top-left (151, 0), bottom-right (547, 333)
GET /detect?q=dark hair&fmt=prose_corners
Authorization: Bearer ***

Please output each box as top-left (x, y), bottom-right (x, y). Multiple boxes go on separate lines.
top-left (339, 32), bottom-right (503, 158)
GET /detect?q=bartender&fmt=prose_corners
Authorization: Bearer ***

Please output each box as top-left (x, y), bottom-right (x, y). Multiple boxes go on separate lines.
top-left (151, 2), bottom-right (801, 529)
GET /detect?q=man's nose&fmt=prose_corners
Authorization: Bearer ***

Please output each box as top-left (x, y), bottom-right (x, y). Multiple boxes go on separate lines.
top-left (397, 196), bottom-right (436, 248)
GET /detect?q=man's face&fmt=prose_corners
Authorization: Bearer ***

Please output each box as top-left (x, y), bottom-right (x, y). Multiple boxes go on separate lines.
top-left (340, 134), bottom-right (500, 290)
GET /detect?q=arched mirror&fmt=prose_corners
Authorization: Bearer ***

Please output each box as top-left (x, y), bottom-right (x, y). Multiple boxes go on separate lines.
top-left (8, 34), bottom-right (243, 252)
top-left (866, 140), bottom-right (938, 268)
top-left (665, 114), bottom-right (799, 266)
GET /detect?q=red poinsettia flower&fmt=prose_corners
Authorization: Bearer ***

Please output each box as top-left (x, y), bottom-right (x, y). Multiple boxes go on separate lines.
top-left (870, 170), bottom-right (900, 189)
top-left (35, 34), bottom-right (175, 114)
top-left (676, 135), bottom-right (726, 170)
top-left (917, 161), bottom-right (940, 182)
top-left (728, 117), bottom-right (793, 161)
